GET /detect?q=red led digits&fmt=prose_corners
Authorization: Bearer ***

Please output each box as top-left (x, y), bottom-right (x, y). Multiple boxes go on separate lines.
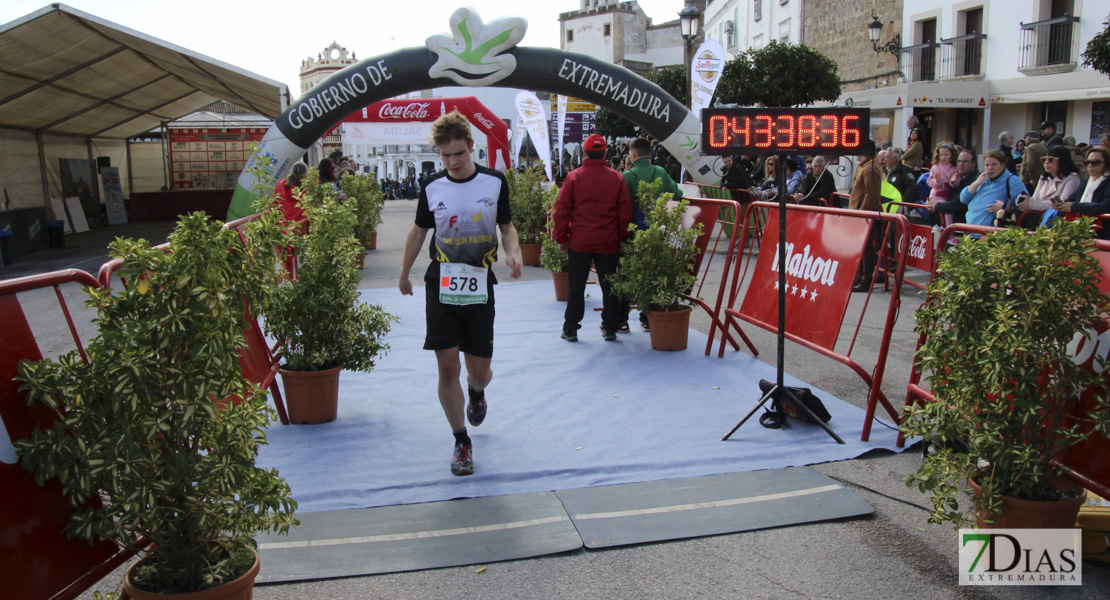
top-left (708, 114), bottom-right (730, 149)
top-left (701, 108), bottom-right (869, 156)
top-left (842, 115), bottom-right (860, 148)
top-left (798, 115), bottom-right (818, 148)
top-left (776, 115), bottom-right (795, 148)
top-left (754, 115), bottom-right (773, 147)
top-left (730, 115), bottom-right (751, 147)
top-left (818, 115), bottom-right (839, 148)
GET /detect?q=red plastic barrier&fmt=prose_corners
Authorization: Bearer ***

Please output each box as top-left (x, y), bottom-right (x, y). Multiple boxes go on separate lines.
top-left (0, 270), bottom-right (146, 600)
top-left (898, 224), bottom-right (1110, 499)
top-left (716, 202), bottom-right (909, 441)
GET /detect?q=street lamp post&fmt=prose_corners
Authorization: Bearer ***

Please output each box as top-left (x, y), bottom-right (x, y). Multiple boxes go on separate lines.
top-left (867, 15), bottom-right (901, 59)
top-left (679, 1), bottom-right (701, 108)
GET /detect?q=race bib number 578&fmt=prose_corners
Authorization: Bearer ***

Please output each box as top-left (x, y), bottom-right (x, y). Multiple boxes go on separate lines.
top-left (439, 263), bottom-right (488, 306)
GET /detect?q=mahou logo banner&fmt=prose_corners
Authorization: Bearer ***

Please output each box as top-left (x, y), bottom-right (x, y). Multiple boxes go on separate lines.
top-left (741, 210), bottom-right (869, 350)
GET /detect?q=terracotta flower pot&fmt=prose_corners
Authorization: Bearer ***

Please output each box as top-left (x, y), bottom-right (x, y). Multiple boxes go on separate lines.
top-left (646, 306), bottom-right (692, 351)
top-left (365, 232), bottom-right (377, 250)
top-left (279, 364), bottom-right (342, 424)
top-left (356, 251), bottom-right (365, 270)
top-left (968, 475), bottom-right (1087, 529)
top-left (124, 552), bottom-right (260, 600)
top-left (520, 243), bottom-right (542, 267)
top-left (551, 271), bottom-right (569, 301)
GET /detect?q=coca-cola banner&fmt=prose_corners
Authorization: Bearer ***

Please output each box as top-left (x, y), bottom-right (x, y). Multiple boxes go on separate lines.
top-left (740, 209), bottom-right (870, 350)
top-left (229, 7), bottom-right (717, 219)
top-left (898, 223), bottom-right (934, 274)
top-left (339, 97), bottom-right (511, 170)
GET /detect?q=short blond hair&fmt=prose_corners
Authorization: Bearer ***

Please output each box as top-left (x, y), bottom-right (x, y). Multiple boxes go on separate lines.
top-left (431, 110), bottom-right (472, 147)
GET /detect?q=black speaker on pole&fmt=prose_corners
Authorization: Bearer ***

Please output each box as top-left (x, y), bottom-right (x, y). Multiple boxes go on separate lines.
top-left (96, 156), bottom-right (111, 170)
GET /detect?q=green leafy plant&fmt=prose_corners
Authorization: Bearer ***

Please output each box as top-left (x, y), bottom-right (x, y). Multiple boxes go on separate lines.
top-left (901, 220), bottom-right (1110, 527)
top-left (341, 171), bottom-right (386, 243)
top-left (716, 41), bottom-right (841, 108)
top-left (539, 182), bottom-right (567, 272)
top-left (16, 212), bottom-right (298, 594)
top-left (264, 179), bottom-right (396, 372)
top-left (610, 179), bottom-right (702, 313)
top-left (505, 167), bottom-right (549, 244)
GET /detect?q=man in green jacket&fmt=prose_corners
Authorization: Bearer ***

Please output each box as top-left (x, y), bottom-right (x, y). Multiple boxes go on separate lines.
top-left (620, 137), bottom-right (683, 331)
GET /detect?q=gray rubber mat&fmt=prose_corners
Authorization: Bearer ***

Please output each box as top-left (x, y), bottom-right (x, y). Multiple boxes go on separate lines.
top-left (254, 491), bottom-right (581, 583)
top-left (555, 467), bottom-right (873, 549)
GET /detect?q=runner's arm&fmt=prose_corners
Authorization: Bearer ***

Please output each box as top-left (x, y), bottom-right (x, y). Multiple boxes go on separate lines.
top-left (499, 222), bottom-right (522, 279)
top-left (399, 225), bottom-right (429, 295)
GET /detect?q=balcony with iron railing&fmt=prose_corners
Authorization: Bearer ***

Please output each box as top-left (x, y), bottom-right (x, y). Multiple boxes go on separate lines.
top-left (940, 33), bottom-right (986, 80)
top-left (901, 42), bottom-right (940, 83)
top-left (1019, 15), bottom-right (1080, 75)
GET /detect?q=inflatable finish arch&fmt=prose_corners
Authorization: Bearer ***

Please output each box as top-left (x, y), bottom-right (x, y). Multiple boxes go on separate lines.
top-left (228, 7), bottom-right (717, 219)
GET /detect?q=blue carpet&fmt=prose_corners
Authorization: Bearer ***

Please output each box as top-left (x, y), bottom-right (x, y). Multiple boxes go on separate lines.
top-left (256, 280), bottom-right (905, 512)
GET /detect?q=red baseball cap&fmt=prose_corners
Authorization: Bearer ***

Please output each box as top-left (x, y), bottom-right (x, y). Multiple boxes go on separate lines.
top-left (584, 134), bottom-right (606, 152)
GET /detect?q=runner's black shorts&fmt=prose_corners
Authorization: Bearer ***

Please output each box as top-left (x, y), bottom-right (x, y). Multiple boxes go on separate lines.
top-left (423, 265), bottom-right (496, 358)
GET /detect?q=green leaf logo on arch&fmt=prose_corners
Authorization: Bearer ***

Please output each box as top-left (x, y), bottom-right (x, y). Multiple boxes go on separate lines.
top-left (426, 7), bottom-right (526, 87)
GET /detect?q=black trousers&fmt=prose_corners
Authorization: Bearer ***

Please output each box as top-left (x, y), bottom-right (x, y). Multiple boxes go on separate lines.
top-left (564, 249), bottom-right (621, 334)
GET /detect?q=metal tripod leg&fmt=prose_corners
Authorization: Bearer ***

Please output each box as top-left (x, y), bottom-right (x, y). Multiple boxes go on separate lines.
top-left (721, 384), bottom-right (780, 440)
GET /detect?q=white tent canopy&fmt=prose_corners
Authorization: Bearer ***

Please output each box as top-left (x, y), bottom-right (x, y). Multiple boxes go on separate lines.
top-left (0, 3), bottom-right (288, 138)
top-left (0, 3), bottom-right (289, 212)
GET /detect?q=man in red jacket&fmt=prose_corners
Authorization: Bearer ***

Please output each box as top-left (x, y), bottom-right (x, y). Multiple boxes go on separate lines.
top-left (554, 134), bottom-right (633, 342)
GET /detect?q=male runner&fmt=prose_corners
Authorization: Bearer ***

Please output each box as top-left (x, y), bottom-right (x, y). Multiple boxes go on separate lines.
top-left (399, 111), bottom-right (522, 476)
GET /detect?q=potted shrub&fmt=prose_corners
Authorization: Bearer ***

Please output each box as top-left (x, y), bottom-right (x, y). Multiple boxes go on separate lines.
top-left (901, 219), bottom-right (1110, 528)
top-left (539, 182), bottom-right (569, 300)
top-left (341, 171), bottom-right (385, 257)
top-left (15, 212), bottom-right (298, 598)
top-left (610, 179), bottom-right (703, 351)
top-left (264, 178), bottom-right (396, 424)
top-left (506, 167), bottom-right (549, 266)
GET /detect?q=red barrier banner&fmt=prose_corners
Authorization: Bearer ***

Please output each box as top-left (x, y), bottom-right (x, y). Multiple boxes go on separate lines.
top-left (1061, 248), bottom-right (1110, 496)
top-left (740, 209), bottom-right (870, 350)
top-left (899, 223), bottom-right (934, 274)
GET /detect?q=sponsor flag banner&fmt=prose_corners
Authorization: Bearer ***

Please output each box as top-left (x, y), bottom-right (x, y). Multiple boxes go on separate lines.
top-left (690, 39), bottom-right (725, 114)
top-left (516, 91), bottom-right (552, 181)
top-left (512, 111), bottom-right (526, 168)
top-left (557, 94), bottom-right (568, 171)
top-left (741, 210), bottom-right (869, 350)
top-left (99, 167), bottom-right (127, 226)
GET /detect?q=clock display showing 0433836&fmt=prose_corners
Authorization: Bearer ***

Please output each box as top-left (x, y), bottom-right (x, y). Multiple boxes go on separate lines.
top-left (701, 107), bottom-right (871, 156)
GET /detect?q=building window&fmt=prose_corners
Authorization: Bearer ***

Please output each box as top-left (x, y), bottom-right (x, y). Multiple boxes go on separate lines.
top-left (754, 0), bottom-right (762, 22)
top-left (567, 29), bottom-right (574, 43)
top-left (779, 18), bottom-right (790, 43)
top-left (604, 23), bottom-right (611, 36)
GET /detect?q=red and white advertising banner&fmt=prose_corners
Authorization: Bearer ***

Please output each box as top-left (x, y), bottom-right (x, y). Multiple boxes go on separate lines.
top-left (898, 223), bottom-right (934, 274)
top-left (1061, 246), bottom-right (1110, 496)
top-left (339, 97), bottom-right (511, 170)
top-left (169, 128), bottom-right (266, 190)
top-left (740, 209), bottom-right (870, 350)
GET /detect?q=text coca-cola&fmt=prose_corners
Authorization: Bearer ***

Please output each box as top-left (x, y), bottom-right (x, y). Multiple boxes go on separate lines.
top-left (378, 102), bottom-right (432, 120)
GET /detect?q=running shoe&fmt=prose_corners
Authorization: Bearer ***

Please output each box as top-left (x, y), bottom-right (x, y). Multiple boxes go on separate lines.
top-left (451, 443), bottom-right (474, 476)
top-left (561, 330), bottom-right (578, 342)
top-left (616, 321), bottom-right (631, 333)
top-left (466, 385), bottom-right (487, 427)
top-left (602, 329), bottom-right (616, 342)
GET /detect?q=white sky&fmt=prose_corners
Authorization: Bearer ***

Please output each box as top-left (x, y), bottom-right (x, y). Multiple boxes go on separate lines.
top-left (0, 1), bottom-right (687, 100)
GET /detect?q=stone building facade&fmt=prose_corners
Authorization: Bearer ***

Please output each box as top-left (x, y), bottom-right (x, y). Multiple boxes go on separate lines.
top-left (803, 0), bottom-right (904, 94)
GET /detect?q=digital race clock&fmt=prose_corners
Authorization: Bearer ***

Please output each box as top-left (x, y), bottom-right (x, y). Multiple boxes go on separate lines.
top-left (701, 107), bottom-right (871, 156)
